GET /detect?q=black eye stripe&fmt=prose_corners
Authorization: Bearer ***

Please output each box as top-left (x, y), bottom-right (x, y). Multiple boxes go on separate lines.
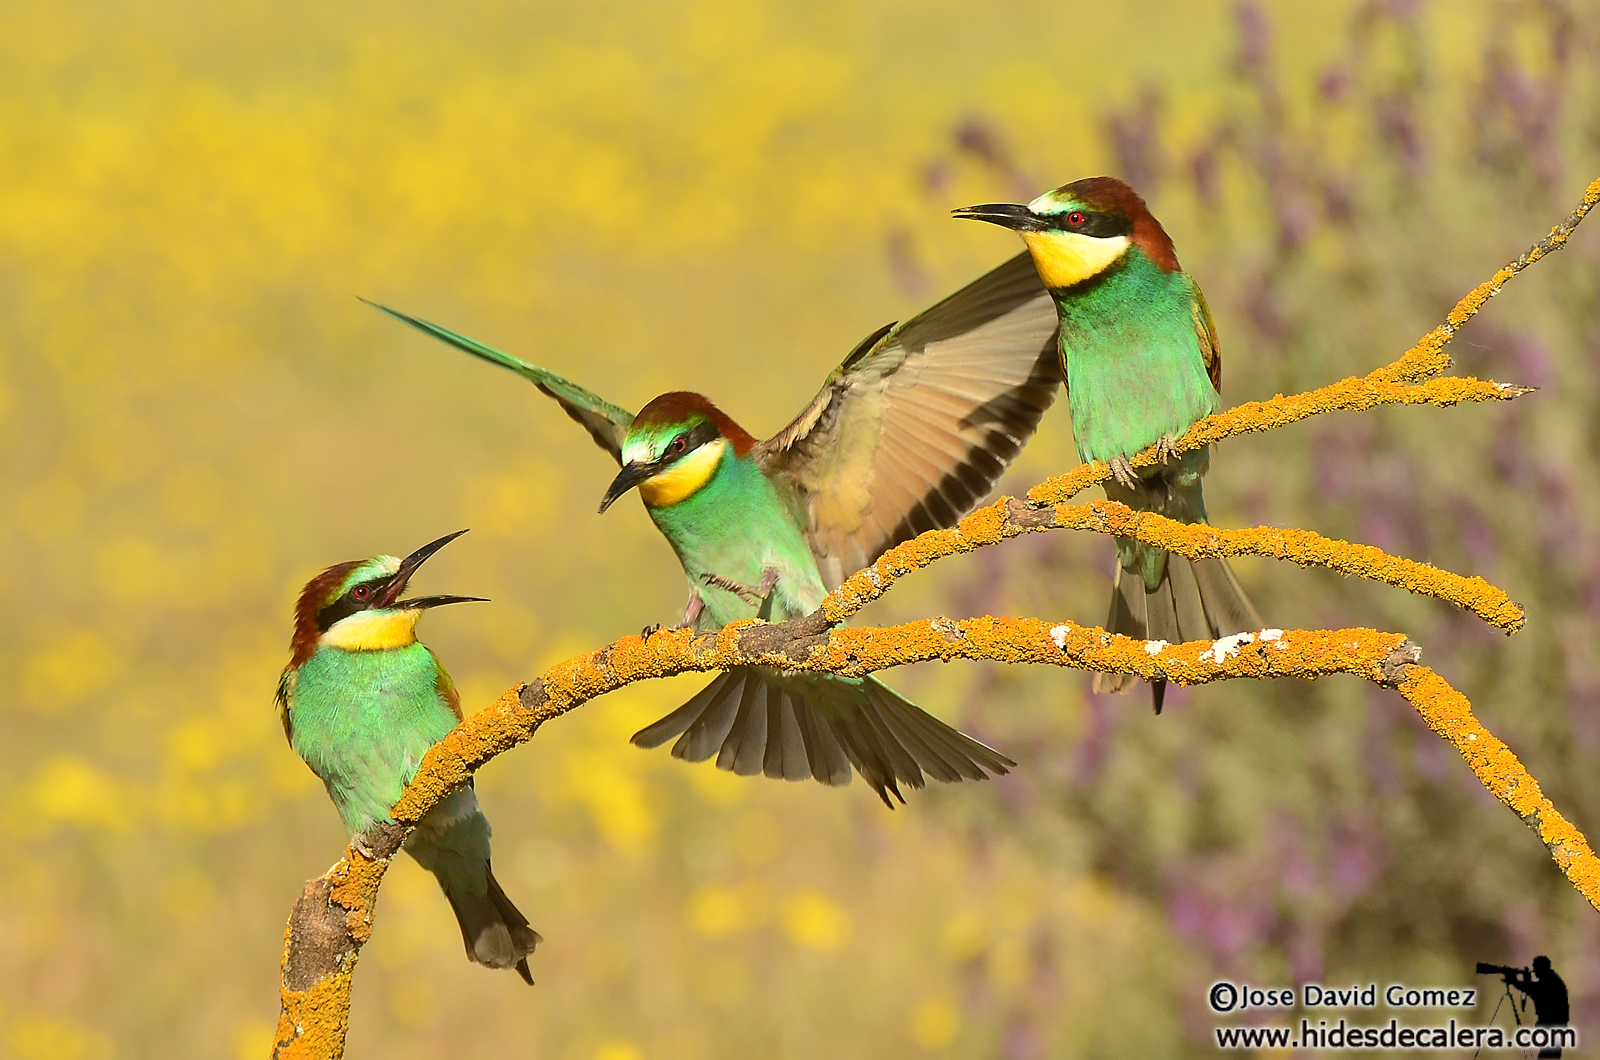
top-left (1046, 209), bottom-right (1132, 239)
top-left (659, 420), bottom-right (721, 466)
top-left (316, 579), bottom-right (387, 631)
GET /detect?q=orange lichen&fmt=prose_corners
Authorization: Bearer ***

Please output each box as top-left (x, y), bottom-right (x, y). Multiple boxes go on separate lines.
top-left (823, 496), bottom-right (1523, 633)
top-left (274, 970), bottom-right (357, 1060)
top-left (1059, 502), bottom-right (1525, 631)
top-left (1397, 666), bottom-right (1600, 908)
top-left (270, 841), bottom-right (397, 1059)
top-left (1028, 375), bottom-right (1529, 507)
top-left (1378, 174), bottom-right (1600, 385)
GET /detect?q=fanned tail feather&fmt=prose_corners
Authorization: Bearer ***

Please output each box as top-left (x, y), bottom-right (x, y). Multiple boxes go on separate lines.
top-left (630, 666), bottom-right (1013, 808)
top-left (1093, 555), bottom-right (1264, 714)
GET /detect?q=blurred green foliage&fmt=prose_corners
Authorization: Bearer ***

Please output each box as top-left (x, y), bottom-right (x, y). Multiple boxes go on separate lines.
top-left (2, 0), bottom-right (1598, 1057)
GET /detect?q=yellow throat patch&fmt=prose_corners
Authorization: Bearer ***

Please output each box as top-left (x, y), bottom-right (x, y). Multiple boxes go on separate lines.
top-left (1020, 231), bottom-right (1129, 289)
top-left (321, 608), bottom-right (423, 652)
top-left (639, 437), bottom-right (727, 508)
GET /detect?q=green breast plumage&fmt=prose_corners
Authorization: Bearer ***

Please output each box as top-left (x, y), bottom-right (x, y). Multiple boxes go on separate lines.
top-left (644, 451), bottom-right (827, 628)
top-left (1054, 248), bottom-right (1219, 464)
top-left (286, 642), bottom-right (458, 835)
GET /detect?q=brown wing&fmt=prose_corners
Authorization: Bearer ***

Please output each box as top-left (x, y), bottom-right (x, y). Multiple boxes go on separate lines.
top-left (275, 667), bottom-right (295, 743)
top-left (434, 657), bottom-right (464, 723)
top-left (1191, 280), bottom-right (1222, 394)
top-left (754, 253), bottom-right (1061, 588)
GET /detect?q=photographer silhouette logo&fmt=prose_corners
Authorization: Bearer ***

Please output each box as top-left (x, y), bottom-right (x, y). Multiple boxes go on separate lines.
top-left (1476, 957), bottom-right (1571, 1059)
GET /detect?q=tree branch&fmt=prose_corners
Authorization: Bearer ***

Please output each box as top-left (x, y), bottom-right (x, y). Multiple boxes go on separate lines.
top-left (273, 614), bottom-right (1600, 1058)
top-left (271, 178), bottom-right (1600, 1059)
top-left (822, 496), bottom-right (1526, 633)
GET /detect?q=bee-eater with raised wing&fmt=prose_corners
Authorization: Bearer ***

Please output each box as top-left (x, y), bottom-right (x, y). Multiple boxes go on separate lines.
top-left (954, 177), bottom-right (1263, 713)
top-left (276, 529), bottom-right (540, 982)
top-left (368, 255), bottom-right (1060, 806)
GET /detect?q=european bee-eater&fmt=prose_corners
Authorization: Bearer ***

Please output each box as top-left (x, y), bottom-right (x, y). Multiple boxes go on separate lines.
top-left (955, 177), bottom-right (1263, 713)
top-left (276, 530), bottom-right (540, 982)
top-left (369, 254), bottom-right (1060, 806)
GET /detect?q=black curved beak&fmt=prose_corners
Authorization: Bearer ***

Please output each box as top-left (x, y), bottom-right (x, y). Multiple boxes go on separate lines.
top-left (951, 202), bottom-right (1050, 232)
top-left (598, 461), bottom-right (656, 514)
top-left (378, 529), bottom-right (488, 609)
top-left (396, 593), bottom-right (490, 610)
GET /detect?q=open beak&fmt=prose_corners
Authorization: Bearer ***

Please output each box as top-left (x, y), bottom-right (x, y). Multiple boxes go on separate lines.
top-left (598, 461), bottom-right (657, 514)
top-left (378, 529), bottom-right (489, 609)
top-left (951, 202), bottom-right (1050, 232)
top-left (396, 593), bottom-right (489, 610)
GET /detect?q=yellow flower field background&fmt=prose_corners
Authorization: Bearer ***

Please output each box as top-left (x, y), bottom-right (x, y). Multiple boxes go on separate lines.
top-left (3, 0), bottom-right (1599, 1056)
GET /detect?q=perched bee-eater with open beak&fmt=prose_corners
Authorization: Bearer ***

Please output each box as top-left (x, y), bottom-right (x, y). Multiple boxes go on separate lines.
top-left (276, 529), bottom-right (540, 982)
top-left (955, 177), bottom-right (1263, 713)
top-left (369, 255), bottom-right (1061, 806)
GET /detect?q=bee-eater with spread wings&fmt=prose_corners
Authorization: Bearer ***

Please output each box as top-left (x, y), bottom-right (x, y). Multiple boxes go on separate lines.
top-left (955, 177), bottom-right (1264, 713)
top-left (369, 255), bottom-right (1059, 806)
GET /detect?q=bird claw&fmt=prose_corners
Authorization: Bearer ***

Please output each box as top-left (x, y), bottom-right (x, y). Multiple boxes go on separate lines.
top-left (349, 822), bottom-right (407, 862)
top-left (1109, 455), bottom-right (1140, 490)
top-left (1155, 435), bottom-right (1180, 464)
top-left (703, 572), bottom-right (760, 605)
top-left (642, 619), bottom-right (700, 638)
top-left (351, 831), bottom-right (379, 860)
top-left (702, 569), bottom-right (780, 609)
top-left (644, 594), bottom-right (705, 638)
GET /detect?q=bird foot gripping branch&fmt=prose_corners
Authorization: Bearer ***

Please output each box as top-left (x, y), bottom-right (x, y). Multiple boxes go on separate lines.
top-left (700, 568), bottom-right (779, 609)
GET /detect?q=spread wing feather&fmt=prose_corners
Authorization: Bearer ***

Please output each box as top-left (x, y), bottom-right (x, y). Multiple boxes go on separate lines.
top-left (754, 252), bottom-right (1061, 587)
top-left (366, 300), bottom-right (636, 464)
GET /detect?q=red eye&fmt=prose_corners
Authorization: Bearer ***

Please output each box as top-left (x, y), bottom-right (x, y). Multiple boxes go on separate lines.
top-left (352, 585), bottom-right (369, 599)
top-left (1067, 211), bottom-right (1086, 227)
top-left (669, 436), bottom-right (688, 456)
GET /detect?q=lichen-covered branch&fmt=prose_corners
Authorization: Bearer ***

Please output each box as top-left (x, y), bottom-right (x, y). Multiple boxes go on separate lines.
top-left (1395, 667), bottom-right (1600, 904)
top-left (1061, 503), bottom-right (1525, 632)
top-left (273, 611), bottom-right (1600, 1058)
top-left (822, 496), bottom-right (1525, 634)
top-left (1028, 376), bottom-right (1532, 508)
top-left (272, 179), bottom-right (1600, 1059)
top-left (1376, 175), bottom-right (1600, 384)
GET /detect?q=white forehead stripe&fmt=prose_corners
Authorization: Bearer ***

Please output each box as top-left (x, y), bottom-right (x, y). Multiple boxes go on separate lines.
top-left (1027, 190), bottom-right (1061, 213)
top-left (622, 437), bottom-right (656, 464)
